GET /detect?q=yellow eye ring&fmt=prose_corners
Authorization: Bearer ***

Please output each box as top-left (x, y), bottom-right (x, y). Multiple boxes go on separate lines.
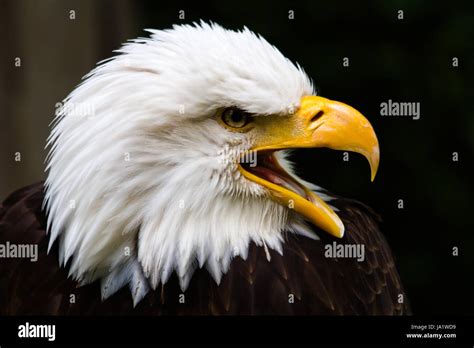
top-left (220, 107), bottom-right (252, 129)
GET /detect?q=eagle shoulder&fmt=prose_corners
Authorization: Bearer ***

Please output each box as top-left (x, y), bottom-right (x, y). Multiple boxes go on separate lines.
top-left (0, 184), bottom-right (410, 315)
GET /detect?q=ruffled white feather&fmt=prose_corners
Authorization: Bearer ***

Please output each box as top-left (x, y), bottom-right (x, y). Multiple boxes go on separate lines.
top-left (44, 22), bottom-right (320, 304)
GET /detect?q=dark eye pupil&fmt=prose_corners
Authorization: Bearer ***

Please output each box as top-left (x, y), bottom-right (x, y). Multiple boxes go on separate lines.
top-left (231, 110), bottom-right (243, 123)
top-left (222, 107), bottom-right (251, 128)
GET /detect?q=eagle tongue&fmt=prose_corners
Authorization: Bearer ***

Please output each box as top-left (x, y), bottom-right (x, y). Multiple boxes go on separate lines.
top-left (249, 166), bottom-right (307, 198)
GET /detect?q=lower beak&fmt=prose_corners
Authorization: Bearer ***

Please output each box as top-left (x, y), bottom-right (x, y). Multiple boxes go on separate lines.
top-left (238, 95), bottom-right (379, 238)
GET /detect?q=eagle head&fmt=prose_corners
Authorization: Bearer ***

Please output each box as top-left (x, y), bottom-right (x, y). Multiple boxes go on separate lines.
top-left (44, 22), bottom-right (379, 304)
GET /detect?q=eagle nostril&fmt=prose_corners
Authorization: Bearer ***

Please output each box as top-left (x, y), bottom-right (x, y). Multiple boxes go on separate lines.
top-left (310, 110), bottom-right (324, 123)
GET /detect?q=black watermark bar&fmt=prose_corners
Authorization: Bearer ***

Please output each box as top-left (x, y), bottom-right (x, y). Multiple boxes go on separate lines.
top-left (0, 316), bottom-right (473, 345)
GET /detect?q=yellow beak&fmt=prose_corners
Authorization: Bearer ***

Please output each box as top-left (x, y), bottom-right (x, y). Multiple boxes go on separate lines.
top-left (238, 95), bottom-right (379, 238)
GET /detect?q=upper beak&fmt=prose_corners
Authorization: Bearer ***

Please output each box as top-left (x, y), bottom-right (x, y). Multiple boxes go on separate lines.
top-left (238, 95), bottom-right (379, 238)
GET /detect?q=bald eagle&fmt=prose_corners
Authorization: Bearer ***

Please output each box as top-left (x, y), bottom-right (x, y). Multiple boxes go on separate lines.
top-left (0, 23), bottom-right (409, 315)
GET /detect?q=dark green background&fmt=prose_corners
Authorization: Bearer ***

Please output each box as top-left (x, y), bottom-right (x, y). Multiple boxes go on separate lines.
top-left (1, 0), bottom-right (473, 314)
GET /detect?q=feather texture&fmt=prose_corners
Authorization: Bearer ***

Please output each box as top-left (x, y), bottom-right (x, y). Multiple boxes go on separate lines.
top-left (43, 23), bottom-right (313, 297)
top-left (0, 183), bottom-right (410, 315)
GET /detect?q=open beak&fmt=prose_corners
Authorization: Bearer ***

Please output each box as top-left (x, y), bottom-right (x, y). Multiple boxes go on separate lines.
top-left (238, 95), bottom-right (379, 238)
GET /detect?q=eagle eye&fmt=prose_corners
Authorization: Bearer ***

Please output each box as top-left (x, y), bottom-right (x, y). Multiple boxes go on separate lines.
top-left (221, 107), bottom-right (251, 129)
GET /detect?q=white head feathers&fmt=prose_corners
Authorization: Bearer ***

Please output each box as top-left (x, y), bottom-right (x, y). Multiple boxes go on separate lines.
top-left (44, 22), bottom-right (317, 305)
